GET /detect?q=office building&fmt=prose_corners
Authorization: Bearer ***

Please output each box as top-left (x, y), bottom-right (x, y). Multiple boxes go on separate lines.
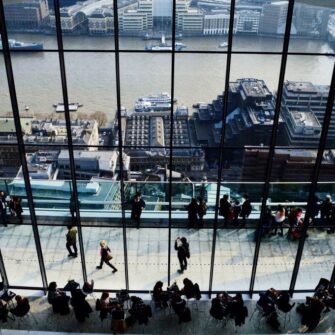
top-left (4, 0), bottom-right (49, 31)
top-left (259, 1), bottom-right (288, 35)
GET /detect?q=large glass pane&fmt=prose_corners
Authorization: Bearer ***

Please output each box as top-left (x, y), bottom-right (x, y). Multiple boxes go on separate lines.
top-left (289, 0), bottom-right (335, 54)
top-left (228, 55), bottom-right (282, 147)
top-left (0, 55), bottom-right (12, 117)
top-left (82, 227), bottom-right (125, 290)
top-left (10, 53), bottom-right (63, 138)
top-left (120, 0), bottom-right (172, 51)
top-left (254, 227), bottom-right (299, 290)
top-left (64, 53), bottom-right (116, 148)
top-left (3, 0), bottom-right (55, 51)
top-left (184, 1), bottom-right (231, 52)
top-left (0, 225), bottom-right (43, 287)
top-left (232, 1), bottom-right (288, 53)
top-left (277, 55), bottom-right (334, 148)
top-left (170, 228), bottom-right (212, 291)
top-left (212, 229), bottom-right (256, 291)
top-left (38, 225), bottom-right (83, 285)
top-left (127, 227), bottom-right (169, 291)
top-left (295, 228), bottom-right (335, 290)
top-left (175, 54), bottom-right (226, 147)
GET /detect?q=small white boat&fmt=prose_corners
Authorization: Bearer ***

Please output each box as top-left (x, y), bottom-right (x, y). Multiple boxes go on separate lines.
top-left (219, 42), bottom-right (228, 48)
top-left (53, 102), bottom-right (83, 113)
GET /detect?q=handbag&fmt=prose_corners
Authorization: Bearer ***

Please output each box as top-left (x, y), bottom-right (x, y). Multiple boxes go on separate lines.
top-left (106, 251), bottom-right (113, 260)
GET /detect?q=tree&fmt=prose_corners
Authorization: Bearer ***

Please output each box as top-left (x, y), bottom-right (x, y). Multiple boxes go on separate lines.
top-left (91, 111), bottom-right (108, 127)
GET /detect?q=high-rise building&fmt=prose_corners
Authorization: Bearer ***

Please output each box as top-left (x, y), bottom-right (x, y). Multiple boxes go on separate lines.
top-left (281, 81), bottom-right (335, 146)
top-left (258, 1), bottom-right (288, 35)
top-left (236, 10), bottom-right (260, 34)
top-left (203, 10), bottom-right (238, 35)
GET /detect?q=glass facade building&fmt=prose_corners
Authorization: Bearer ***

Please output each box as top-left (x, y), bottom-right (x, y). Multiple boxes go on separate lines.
top-left (0, 0), bottom-right (334, 296)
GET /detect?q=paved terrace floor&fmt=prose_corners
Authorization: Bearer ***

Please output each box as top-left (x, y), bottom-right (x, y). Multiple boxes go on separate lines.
top-left (0, 295), bottom-right (335, 334)
top-left (0, 223), bottom-right (334, 292)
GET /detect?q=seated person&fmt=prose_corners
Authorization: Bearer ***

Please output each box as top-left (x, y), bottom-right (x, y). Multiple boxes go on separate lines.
top-left (152, 281), bottom-right (169, 308)
top-left (257, 291), bottom-right (276, 315)
top-left (47, 282), bottom-right (70, 315)
top-left (98, 291), bottom-right (113, 319)
top-left (322, 288), bottom-right (335, 310)
top-left (0, 300), bottom-right (10, 323)
top-left (129, 296), bottom-right (146, 317)
top-left (210, 294), bottom-right (224, 320)
top-left (297, 296), bottom-right (324, 331)
top-left (70, 288), bottom-right (93, 322)
top-left (275, 291), bottom-right (292, 312)
top-left (111, 304), bottom-right (127, 332)
top-left (10, 295), bottom-right (30, 317)
top-left (171, 293), bottom-right (186, 323)
top-left (82, 280), bottom-right (94, 294)
top-left (180, 278), bottom-right (195, 299)
top-left (229, 294), bottom-right (248, 327)
top-left (129, 296), bottom-right (151, 325)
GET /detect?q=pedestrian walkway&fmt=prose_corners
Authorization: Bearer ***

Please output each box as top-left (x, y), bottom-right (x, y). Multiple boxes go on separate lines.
top-left (1, 224), bottom-right (334, 292)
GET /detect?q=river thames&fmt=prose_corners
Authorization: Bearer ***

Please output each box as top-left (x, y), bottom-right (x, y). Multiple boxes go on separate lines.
top-left (0, 33), bottom-right (334, 120)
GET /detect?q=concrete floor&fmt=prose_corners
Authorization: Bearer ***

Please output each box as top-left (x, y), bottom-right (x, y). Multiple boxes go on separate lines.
top-left (0, 224), bottom-right (334, 292)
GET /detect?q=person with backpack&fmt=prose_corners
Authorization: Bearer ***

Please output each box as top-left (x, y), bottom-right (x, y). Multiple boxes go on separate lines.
top-left (174, 237), bottom-right (190, 273)
top-left (96, 240), bottom-right (118, 273)
top-left (66, 225), bottom-right (78, 258)
top-left (197, 197), bottom-right (207, 228)
top-left (240, 194), bottom-right (252, 226)
top-left (171, 293), bottom-right (191, 324)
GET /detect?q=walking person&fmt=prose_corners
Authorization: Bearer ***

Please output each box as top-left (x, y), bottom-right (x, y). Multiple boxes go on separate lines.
top-left (187, 198), bottom-right (199, 228)
top-left (240, 194), bottom-right (252, 227)
top-left (96, 240), bottom-right (118, 273)
top-left (197, 197), bottom-right (207, 228)
top-left (0, 191), bottom-right (7, 227)
top-left (66, 225), bottom-right (78, 257)
top-left (129, 192), bottom-right (146, 229)
top-left (175, 237), bottom-right (190, 273)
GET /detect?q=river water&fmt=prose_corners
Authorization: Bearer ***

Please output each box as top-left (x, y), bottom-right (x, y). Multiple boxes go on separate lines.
top-left (0, 33), bottom-right (334, 120)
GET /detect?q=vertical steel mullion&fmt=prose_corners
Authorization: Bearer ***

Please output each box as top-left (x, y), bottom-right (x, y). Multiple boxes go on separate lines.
top-left (113, 0), bottom-right (128, 291)
top-left (168, 0), bottom-right (177, 287)
top-left (249, 0), bottom-right (295, 296)
top-left (0, 0), bottom-right (48, 290)
top-left (53, 0), bottom-right (87, 282)
top-left (208, 0), bottom-right (236, 297)
top-left (330, 264), bottom-right (335, 288)
top-left (289, 62), bottom-right (335, 295)
top-left (0, 250), bottom-right (9, 287)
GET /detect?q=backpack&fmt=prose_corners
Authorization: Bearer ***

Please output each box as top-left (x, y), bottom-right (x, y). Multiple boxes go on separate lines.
top-left (184, 243), bottom-right (190, 259)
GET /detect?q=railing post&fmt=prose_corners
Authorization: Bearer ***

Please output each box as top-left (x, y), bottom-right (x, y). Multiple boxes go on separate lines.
top-left (0, 250), bottom-right (9, 287)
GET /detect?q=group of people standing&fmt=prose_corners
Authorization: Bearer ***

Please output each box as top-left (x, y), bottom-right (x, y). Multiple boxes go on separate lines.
top-left (219, 194), bottom-right (252, 227)
top-left (186, 197), bottom-right (207, 228)
top-left (0, 191), bottom-right (23, 226)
